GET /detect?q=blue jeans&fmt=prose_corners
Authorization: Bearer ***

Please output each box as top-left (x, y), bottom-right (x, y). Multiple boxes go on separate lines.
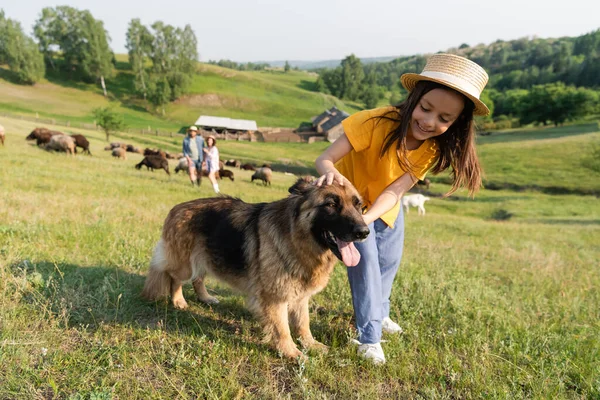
top-left (346, 210), bottom-right (404, 344)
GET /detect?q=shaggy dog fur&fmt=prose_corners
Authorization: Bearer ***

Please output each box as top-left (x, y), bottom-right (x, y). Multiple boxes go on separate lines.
top-left (142, 178), bottom-right (369, 358)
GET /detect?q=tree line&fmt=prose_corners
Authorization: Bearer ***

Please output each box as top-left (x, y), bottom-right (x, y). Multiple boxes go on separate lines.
top-left (0, 7), bottom-right (198, 114)
top-left (207, 59), bottom-right (270, 71)
top-left (315, 29), bottom-right (600, 126)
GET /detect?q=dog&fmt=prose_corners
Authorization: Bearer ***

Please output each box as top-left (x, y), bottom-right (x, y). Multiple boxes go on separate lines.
top-left (142, 178), bottom-right (369, 358)
top-left (401, 194), bottom-right (430, 216)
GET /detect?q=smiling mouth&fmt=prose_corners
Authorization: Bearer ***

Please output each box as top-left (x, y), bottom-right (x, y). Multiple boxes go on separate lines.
top-left (323, 231), bottom-right (361, 267)
top-left (416, 122), bottom-right (433, 133)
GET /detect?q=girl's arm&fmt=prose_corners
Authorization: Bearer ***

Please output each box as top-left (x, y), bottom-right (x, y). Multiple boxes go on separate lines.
top-left (362, 172), bottom-right (417, 225)
top-left (315, 133), bottom-right (353, 186)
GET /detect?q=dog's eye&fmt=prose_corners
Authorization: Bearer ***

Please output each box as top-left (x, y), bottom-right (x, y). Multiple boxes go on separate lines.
top-left (325, 202), bottom-right (337, 208)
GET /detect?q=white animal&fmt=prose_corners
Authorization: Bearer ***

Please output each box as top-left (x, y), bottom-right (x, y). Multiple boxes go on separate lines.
top-left (174, 157), bottom-right (189, 174)
top-left (45, 134), bottom-right (75, 155)
top-left (401, 194), bottom-right (430, 216)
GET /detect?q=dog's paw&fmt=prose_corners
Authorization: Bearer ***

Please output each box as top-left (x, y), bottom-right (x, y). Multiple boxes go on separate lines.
top-left (301, 338), bottom-right (329, 353)
top-left (173, 298), bottom-right (189, 310)
top-left (279, 344), bottom-right (304, 359)
top-left (198, 295), bottom-right (220, 305)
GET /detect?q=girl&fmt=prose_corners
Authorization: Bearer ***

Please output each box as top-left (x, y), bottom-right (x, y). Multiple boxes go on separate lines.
top-left (315, 53), bottom-right (490, 364)
top-left (203, 135), bottom-right (221, 193)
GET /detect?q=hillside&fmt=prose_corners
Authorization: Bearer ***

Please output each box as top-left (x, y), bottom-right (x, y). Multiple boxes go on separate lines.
top-left (0, 58), bottom-right (360, 131)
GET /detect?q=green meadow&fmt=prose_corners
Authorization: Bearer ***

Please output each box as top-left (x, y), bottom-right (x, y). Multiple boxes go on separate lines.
top-left (0, 59), bottom-right (359, 131)
top-left (0, 117), bottom-right (599, 398)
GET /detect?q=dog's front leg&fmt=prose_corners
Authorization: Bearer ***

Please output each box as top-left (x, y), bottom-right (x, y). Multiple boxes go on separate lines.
top-left (170, 278), bottom-right (188, 309)
top-left (289, 296), bottom-right (328, 353)
top-left (261, 301), bottom-right (303, 359)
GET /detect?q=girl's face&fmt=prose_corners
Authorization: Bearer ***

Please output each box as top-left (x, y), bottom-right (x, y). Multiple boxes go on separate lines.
top-left (409, 88), bottom-right (465, 142)
top-left (207, 138), bottom-right (214, 147)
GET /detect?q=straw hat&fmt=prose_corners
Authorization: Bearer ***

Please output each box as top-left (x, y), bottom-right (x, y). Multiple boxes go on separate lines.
top-left (400, 53), bottom-right (490, 116)
top-left (188, 126), bottom-right (198, 131)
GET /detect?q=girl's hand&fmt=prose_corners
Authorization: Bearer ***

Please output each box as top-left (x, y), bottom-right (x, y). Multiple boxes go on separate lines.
top-left (314, 170), bottom-right (345, 187)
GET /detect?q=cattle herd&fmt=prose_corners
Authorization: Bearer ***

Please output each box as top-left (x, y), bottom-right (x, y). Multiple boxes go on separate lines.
top-left (8, 126), bottom-right (281, 186)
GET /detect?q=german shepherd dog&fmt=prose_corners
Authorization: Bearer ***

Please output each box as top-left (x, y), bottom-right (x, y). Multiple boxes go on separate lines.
top-left (142, 178), bottom-right (369, 358)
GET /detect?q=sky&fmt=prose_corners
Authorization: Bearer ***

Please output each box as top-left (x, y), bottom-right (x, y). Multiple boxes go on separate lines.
top-left (4, 0), bottom-right (600, 63)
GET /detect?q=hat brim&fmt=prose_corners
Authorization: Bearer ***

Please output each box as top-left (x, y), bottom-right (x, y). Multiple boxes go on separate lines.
top-left (401, 73), bottom-right (490, 116)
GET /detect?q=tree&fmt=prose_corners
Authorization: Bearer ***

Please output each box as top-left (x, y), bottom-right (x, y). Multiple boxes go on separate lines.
top-left (284, 61), bottom-right (290, 73)
top-left (362, 84), bottom-right (381, 109)
top-left (147, 21), bottom-right (198, 102)
top-left (33, 6), bottom-right (114, 94)
top-left (339, 54), bottom-right (364, 101)
top-left (0, 11), bottom-right (45, 84)
top-left (147, 75), bottom-right (171, 115)
top-left (93, 106), bottom-right (126, 141)
top-left (314, 76), bottom-right (329, 94)
top-left (126, 19), bottom-right (153, 99)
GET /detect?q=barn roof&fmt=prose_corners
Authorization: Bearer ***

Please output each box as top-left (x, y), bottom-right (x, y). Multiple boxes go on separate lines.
top-left (194, 116), bottom-right (258, 131)
top-left (321, 110), bottom-right (349, 132)
top-left (313, 109), bottom-right (333, 126)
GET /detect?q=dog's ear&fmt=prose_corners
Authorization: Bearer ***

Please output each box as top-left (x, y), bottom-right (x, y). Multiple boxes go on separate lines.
top-left (288, 177), bottom-right (314, 195)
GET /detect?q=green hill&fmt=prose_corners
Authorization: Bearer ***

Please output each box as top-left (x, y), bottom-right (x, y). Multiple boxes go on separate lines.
top-left (0, 57), bottom-right (360, 131)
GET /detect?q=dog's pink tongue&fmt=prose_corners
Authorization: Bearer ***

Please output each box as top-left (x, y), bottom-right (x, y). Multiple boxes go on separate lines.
top-left (336, 239), bottom-right (361, 267)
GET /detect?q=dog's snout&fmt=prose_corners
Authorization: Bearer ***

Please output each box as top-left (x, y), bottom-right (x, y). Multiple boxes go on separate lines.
top-left (353, 226), bottom-right (370, 241)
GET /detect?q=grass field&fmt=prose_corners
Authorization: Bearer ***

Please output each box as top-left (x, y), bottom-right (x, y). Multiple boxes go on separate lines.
top-left (0, 59), bottom-right (359, 131)
top-left (1, 117), bottom-right (599, 398)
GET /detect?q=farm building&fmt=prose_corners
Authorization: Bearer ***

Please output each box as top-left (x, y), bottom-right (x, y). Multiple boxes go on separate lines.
top-left (193, 116), bottom-right (259, 141)
top-left (194, 116), bottom-right (258, 134)
top-left (309, 106), bottom-right (350, 142)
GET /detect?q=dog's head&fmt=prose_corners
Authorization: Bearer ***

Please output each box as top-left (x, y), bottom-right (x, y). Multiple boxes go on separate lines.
top-left (288, 177), bottom-right (369, 267)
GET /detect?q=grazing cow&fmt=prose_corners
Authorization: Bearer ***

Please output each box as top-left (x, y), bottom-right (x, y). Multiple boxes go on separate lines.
top-left (218, 169), bottom-right (235, 181)
top-left (45, 135), bottom-right (76, 155)
top-left (251, 167), bottom-right (272, 186)
top-left (401, 194), bottom-right (430, 216)
top-left (70, 134), bottom-right (91, 155)
top-left (417, 178), bottom-right (431, 190)
top-left (26, 128), bottom-right (61, 146)
top-left (136, 155), bottom-right (170, 175)
top-left (240, 163), bottom-right (256, 171)
top-left (112, 148), bottom-right (127, 160)
top-left (0, 124), bottom-right (4, 146)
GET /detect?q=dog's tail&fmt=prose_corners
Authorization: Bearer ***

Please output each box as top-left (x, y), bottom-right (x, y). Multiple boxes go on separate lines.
top-left (141, 239), bottom-right (172, 301)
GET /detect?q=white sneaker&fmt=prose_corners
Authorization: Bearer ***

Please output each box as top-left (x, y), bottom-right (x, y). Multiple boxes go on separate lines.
top-left (350, 339), bottom-right (386, 364)
top-left (382, 317), bottom-right (403, 335)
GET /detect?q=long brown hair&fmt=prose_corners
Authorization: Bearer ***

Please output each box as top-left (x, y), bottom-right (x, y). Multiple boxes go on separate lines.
top-left (377, 80), bottom-right (482, 197)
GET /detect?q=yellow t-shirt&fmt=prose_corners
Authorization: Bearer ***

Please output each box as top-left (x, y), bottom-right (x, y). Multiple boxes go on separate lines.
top-left (335, 106), bottom-right (439, 227)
